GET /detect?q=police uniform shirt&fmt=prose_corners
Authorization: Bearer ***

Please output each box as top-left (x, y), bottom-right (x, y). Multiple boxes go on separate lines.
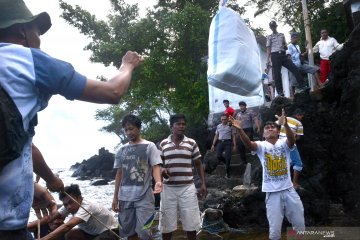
top-left (236, 110), bottom-right (256, 129)
top-left (216, 124), bottom-right (234, 140)
top-left (266, 32), bottom-right (286, 53)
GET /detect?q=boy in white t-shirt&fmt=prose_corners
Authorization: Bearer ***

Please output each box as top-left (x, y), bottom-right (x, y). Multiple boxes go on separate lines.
top-left (41, 184), bottom-right (119, 240)
top-left (230, 109), bottom-right (305, 240)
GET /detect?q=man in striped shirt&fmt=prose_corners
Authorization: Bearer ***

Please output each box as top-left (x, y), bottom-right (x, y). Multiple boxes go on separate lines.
top-left (158, 114), bottom-right (207, 240)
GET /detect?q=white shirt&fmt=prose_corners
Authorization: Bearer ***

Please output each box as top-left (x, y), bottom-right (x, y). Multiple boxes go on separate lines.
top-left (59, 199), bottom-right (118, 235)
top-left (313, 37), bottom-right (343, 60)
top-left (254, 138), bottom-right (293, 192)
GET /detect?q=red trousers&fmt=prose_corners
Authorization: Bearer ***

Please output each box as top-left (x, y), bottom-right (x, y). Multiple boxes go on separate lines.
top-left (320, 59), bottom-right (330, 83)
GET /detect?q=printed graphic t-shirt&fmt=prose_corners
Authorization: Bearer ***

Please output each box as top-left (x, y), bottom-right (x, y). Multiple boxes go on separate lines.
top-left (254, 138), bottom-right (293, 192)
top-left (114, 139), bottom-right (162, 201)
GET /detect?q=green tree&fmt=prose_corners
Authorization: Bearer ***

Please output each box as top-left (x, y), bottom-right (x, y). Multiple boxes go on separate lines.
top-left (59, 0), bottom-right (245, 147)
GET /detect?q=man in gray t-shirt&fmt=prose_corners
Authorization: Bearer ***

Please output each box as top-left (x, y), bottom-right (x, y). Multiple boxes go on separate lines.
top-left (112, 114), bottom-right (162, 240)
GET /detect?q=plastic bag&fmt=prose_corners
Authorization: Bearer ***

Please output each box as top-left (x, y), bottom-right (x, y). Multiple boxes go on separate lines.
top-left (207, 6), bottom-right (262, 96)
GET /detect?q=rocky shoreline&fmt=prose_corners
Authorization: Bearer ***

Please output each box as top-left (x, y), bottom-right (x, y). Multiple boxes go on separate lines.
top-left (70, 147), bottom-right (116, 184)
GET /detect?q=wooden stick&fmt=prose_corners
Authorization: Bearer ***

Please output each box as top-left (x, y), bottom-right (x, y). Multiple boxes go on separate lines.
top-left (63, 192), bottom-right (120, 239)
top-left (37, 219), bottom-right (40, 240)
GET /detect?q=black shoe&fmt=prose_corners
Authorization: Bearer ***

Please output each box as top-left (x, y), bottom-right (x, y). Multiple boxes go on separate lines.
top-left (225, 174), bottom-right (230, 179)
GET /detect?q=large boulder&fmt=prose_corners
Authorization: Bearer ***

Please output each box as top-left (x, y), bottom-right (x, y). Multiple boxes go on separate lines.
top-left (91, 179), bottom-right (109, 186)
top-left (203, 150), bottom-right (219, 174)
top-left (70, 148), bottom-right (116, 180)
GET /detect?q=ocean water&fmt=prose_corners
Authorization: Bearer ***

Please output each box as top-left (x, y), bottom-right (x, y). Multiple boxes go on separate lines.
top-left (30, 169), bottom-right (281, 240)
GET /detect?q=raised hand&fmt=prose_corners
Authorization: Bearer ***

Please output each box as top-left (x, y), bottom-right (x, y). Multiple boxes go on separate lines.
top-left (229, 115), bottom-right (242, 130)
top-left (122, 51), bottom-right (144, 69)
top-left (275, 108), bottom-right (287, 125)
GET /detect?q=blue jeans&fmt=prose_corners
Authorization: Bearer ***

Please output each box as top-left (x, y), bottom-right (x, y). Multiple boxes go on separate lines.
top-left (290, 145), bottom-right (303, 172)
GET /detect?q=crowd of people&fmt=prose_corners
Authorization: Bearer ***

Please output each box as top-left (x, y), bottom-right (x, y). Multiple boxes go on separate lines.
top-left (0, 1), bottom-right (341, 240)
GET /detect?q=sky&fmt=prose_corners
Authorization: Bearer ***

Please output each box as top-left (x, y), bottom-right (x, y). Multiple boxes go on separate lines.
top-left (24, 0), bottom-right (290, 168)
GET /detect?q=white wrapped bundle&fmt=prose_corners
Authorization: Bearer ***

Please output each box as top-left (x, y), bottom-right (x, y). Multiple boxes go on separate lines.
top-left (207, 6), bottom-right (262, 96)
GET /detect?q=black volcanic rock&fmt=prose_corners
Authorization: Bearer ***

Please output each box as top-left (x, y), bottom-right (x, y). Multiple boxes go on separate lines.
top-left (91, 179), bottom-right (109, 186)
top-left (70, 147), bottom-right (116, 181)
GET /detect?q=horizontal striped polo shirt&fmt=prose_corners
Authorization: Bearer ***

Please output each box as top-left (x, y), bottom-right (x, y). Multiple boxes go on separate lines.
top-left (159, 135), bottom-right (201, 185)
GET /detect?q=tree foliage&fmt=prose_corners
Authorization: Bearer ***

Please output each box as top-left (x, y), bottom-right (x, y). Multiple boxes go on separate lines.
top-left (59, 0), bottom-right (244, 145)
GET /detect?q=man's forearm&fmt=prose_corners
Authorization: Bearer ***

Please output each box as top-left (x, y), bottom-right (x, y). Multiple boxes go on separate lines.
top-left (212, 134), bottom-right (218, 146)
top-left (284, 123), bottom-right (295, 146)
top-left (238, 128), bottom-right (253, 149)
top-left (113, 169), bottom-right (122, 198)
top-left (32, 144), bottom-right (56, 183)
top-left (194, 159), bottom-right (206, 185)
top-left (152, 164), bottom-right (161, 183)
top-left (267, 47), bottom-right (271, 62)
top-left (107, 64), bottom-right (134, 100)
